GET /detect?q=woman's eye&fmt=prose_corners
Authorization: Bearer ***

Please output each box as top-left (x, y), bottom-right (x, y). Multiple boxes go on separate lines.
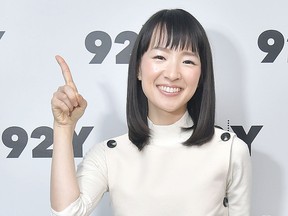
top-left (153, 55), bottom-right (166, 60)
top-left (183, 60), bottom-right (196, 65)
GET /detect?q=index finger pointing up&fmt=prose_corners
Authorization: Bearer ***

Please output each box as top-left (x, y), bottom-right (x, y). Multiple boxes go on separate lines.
top-left (55, 55), bottom-right (78, 92)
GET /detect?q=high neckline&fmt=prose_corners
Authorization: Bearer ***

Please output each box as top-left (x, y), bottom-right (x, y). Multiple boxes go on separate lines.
top-left (147, 111), bottom-right (193, 147)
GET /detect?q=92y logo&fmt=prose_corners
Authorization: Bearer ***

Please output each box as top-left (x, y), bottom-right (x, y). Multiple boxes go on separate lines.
top-left (85, 31), bottom-right (137, 64)
top-left (0, 31), bottom-right (5, 40)
top-left (1, 126), bottom-right (93, 158)
top-left (258, 30), bottom-right (287, 63)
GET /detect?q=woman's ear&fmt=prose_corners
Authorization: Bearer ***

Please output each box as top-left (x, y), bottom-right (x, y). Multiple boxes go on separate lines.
top-left (137, 69), bottom-right (142, 80)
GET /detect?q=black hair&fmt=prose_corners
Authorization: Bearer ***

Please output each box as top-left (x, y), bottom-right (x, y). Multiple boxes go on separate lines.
top-left (126, 9), bottom-right (215, 151)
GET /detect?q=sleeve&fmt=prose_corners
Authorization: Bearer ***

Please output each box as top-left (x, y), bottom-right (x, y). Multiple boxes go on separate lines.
top-left (226, 136), bottom-right (252, 216)
top-left (51, 142), bottom-right (109, 216)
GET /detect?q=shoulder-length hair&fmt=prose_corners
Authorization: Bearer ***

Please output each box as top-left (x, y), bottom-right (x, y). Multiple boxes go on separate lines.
top-left (126, 9), bottom-right (215, 151)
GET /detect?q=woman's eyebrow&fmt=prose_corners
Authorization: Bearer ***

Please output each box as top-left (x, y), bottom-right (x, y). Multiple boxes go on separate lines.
top-left (151, 46), bottom-right (169, 51)
top-left (151, 47), bottom-right (199, 57)
top-left (181, 50), bottom-right (199, 57)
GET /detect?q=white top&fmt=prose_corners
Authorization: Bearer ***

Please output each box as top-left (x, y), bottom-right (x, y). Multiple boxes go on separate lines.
top-left (51, 112), bottom-right (251, 216)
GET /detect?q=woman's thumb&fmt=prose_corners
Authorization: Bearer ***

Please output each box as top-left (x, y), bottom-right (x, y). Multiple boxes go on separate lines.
top-left (76, 93), bottom-right (87, 109)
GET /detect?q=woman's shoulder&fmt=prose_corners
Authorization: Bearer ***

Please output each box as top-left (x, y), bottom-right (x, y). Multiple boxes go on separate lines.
top-left (213, 127), bottom-right (250, 157)
top-left (81, 133), bottom-right (133, 162)
top-left (91, 133), bottom-right (138, 153)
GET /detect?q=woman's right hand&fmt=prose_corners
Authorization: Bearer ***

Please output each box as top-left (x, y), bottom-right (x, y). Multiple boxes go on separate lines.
top-left (51, 55), bottom-right (87, 127)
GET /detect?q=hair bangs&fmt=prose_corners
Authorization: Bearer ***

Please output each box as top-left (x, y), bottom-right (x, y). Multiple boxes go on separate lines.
top-left (146, 10), bottom-right (201, 56)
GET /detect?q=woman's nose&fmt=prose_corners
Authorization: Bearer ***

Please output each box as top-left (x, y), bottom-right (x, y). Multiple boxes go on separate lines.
top-left (163, 62), bottom-right (181, 81)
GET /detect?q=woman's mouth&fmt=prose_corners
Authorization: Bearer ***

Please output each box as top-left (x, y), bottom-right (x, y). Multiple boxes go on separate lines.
top-left (158, 85), bottom-right (181, 93)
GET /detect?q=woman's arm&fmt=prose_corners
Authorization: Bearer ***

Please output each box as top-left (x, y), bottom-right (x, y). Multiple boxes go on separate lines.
top-left (50, 55), bottom-right (87, 211)
top-left (227, 137), bottom-right (252, 216)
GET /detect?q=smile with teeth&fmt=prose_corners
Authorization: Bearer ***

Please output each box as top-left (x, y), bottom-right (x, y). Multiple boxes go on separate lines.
top-left (158, 85), bottom-right (181, 93)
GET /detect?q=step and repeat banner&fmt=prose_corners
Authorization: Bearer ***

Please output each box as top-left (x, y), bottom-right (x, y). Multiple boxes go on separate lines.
top-left (1, 0), bottom-right (287, 215)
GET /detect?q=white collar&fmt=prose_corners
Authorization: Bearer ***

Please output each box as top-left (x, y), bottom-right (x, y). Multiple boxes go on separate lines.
top-left (147, 111), bottom-right (193, 147)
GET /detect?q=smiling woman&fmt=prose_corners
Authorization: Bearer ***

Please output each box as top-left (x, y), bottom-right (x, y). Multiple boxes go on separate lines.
top-left (50, 8), bottom-right (251, 216)
top-left (127, 9), bottom-right (215, 150)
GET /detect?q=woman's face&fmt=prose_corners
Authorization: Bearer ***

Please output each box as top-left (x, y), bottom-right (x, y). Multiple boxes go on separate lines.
top-left (138, 39), bottom-right (201, 125)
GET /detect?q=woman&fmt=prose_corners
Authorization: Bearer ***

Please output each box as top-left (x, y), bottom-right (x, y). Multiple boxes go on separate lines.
top-left (50, 9), bottom-right (251, 216)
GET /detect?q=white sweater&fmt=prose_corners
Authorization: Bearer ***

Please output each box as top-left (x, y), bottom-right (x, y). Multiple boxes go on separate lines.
top-left (51, 112), bottom-right (251, 216)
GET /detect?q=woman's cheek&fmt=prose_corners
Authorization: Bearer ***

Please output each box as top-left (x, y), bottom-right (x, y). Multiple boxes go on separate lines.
top-left (151, 62), bottom-right (165, 74)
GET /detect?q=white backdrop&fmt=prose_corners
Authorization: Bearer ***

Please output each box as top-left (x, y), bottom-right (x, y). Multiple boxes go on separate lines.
top-left (1, 0), bottom-right (287, 215)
